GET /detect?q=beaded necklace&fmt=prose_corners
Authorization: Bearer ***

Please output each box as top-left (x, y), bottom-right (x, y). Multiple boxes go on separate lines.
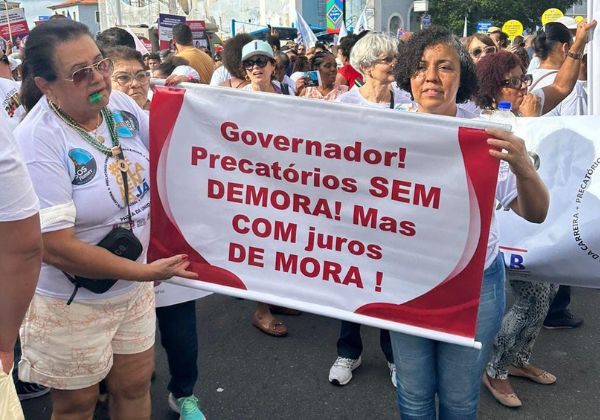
top-left (49, 100), bottom-right (127, 171)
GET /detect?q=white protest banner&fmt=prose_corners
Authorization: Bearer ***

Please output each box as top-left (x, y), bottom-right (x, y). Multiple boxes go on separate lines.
top-left (498, 116), bottom-right (600, 287)
top-left (589, 0), bottom-right (599, 115)
top-left (149, 86), bottom-right (501, 348)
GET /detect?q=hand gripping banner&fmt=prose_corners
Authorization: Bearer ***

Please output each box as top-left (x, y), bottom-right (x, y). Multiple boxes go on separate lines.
top-left (149, 86), bottom-right (500, 348)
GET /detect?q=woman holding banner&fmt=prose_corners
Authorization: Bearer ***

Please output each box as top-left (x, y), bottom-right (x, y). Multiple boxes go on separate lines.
top-left (15, 20), bottom-right (197, 419)
top-left (389, 26), bottom-right (549, 419)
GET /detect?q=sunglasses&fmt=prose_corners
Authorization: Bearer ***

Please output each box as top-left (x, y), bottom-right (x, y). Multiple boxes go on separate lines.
top-left (243, 56), bottom-right (271, 70)
top-left (502, 74), bottom-right (533, 89)
top-left (470, 45), bottom-right (497, 58)
top-left (113, 70), bottom-right (150, 86)
top-left (64, 58), bottom-right (114, 85)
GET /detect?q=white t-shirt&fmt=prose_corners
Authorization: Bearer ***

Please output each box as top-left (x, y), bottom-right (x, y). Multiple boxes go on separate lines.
top-left (14, 91), bottom-right (151, 301)
top-left (210, 65), bottom-right (231, 86)
top-left (0, 118), bottom-right (39, 222)
top-left (527, 56), bottom-right (541, 73)
top-left (336, 85), bottom-right (411, 109)
top-left (0, 78), bottom-right (25, 131)
top-left (530, 68), bottom-right (587, 116)
top-left (461, 109), bottom-right (518, 269)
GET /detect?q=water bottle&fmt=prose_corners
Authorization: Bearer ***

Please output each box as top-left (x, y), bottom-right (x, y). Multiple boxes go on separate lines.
top-left (490, 101), bottom-right (517, 130)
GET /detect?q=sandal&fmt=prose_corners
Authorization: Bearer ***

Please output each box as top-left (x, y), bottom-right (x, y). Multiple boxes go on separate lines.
top-left (269, 305), bottom-right (302, 316)
top-left (252, 315), bottom-right (288, 337)
top-left (508, 365), bottom-right (556, 385)
top-left (482, 373), bottom-right (522, 408)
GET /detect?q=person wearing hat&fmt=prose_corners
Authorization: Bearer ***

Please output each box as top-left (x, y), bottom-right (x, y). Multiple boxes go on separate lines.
top-left (240, 40), bottom-right (281, 94)
top-left (239, 40), bottom-right (301, 336)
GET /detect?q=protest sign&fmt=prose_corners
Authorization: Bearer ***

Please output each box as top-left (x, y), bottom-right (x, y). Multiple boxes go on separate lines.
top-left (159, 13), bottom-right (185, 50)
top-left (149, 86), bottom-right (501, 348)
top-left (541, 8), bottom-right (564, 26)
top-left (498, 116), bottom-right (600, 288)
top-left (187, 20), bottom-right (209, 51)
top-left (502, 20), bottom-right (523, 40)
top-left (326, 0), bottom-right (345, 34)
top-left (0, 8), bottom-right (29, 45)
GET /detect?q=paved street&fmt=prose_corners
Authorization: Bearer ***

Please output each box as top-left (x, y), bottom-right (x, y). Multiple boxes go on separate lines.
top-left (22, 287), bottom-right (600, 420)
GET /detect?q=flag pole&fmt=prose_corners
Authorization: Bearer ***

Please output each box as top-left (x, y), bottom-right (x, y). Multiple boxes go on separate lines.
top-left (4, 1), bottom-right (13, 43)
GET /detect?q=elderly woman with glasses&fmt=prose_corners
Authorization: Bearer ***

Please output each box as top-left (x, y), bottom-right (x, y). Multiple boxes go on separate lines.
top-left (14, 20), bottom-right (196, 419)
top-left (105, 46), bottom-right (151, 110)
top-left (337, 32), bottom-right (410, 109)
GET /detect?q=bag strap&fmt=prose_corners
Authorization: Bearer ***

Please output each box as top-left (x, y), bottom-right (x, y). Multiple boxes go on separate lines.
top-left (529, 70), bottom-right (559, 91)
top-left (65, 150), bottom-right (133, 305)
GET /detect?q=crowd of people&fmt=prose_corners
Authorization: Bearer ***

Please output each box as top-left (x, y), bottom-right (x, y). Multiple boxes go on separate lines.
top-left (0, 14), bottom-right (596, 420)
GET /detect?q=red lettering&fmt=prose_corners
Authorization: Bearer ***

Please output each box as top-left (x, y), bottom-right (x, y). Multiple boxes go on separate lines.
top-left (191, 146), bottom-right (207, 166)
top-left (221, 121), bottom-right (238, 141)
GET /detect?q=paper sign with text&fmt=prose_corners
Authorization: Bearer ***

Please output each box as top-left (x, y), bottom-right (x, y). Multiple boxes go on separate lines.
top-left (149, 86), bottom-right (500, 348)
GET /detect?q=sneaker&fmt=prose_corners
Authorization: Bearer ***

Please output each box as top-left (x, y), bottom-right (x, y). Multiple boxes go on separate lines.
top-left (13, 379), bottom-right (50, 401)
top-left (168, 393), bottom-right (206, 420)
top-left (387, 362), bottom-right (397, 388)
top-left (328, 356), bottom-right (362, 386)
top-left (543, 310), bottom-right (583, 330)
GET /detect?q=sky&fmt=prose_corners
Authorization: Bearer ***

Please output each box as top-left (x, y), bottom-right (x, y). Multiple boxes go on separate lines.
top-left (19, 0), bottom-right (56, 26)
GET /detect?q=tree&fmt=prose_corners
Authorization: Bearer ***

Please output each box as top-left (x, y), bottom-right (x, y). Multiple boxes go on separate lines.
top-left (428, 0), bottom-right (578, 35)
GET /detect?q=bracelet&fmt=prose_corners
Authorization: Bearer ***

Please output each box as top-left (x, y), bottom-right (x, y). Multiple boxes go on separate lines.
top-left (567, 51), bottom-right (583, 60)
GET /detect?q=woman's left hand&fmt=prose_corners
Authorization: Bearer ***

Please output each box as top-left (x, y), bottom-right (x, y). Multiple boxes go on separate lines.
top-left (486, 128), bottom-right (536, 179)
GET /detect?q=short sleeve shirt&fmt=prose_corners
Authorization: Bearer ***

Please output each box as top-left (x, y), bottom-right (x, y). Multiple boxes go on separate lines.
top-left (0, 117), bottom-right (39, 221)
top-left (14, 91), bottom-right (151, 301)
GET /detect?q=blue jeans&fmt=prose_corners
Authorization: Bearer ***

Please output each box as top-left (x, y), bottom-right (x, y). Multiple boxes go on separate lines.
top-left (390, 253), bottom-right (506, 420)
top-left (337, 321), bottom-right (394, 363)
top-left (156, 299), bottom-right (198, 398)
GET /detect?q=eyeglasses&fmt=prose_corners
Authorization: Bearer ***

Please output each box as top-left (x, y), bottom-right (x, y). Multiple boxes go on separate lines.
top-left (112, 70), bottom-right (150, 86)
top-left (470, 45), bottom-right (497, 58)
top-left (64, 58), bottom-right (113, 85)
top-left (242, 56), bottom-right (271, 69)
top-left (502, 74), bottom-right (533, 89)
top-left (374, 56), bottom-right (395, 65)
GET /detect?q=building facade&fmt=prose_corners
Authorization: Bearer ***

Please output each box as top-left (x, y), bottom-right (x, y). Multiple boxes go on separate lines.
top-left (49, 0), bottom-right (100, 35)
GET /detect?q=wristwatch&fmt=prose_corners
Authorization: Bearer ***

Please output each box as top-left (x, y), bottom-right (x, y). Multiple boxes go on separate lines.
top-left (567, 51), bottom-right (583, 60)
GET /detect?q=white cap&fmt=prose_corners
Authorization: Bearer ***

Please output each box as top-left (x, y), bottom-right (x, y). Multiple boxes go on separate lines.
top-left (555, 16), bottom-right (578, 30)
top-left (8, 56), bottom-right (21, 71)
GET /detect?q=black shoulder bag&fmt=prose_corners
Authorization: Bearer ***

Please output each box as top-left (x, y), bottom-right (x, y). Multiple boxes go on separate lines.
top-left (64, 150), bottom-right (143, 305)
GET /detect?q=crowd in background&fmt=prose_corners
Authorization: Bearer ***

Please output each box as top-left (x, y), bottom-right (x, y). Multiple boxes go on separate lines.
top-left (0, 14), bottom-right (596, 420)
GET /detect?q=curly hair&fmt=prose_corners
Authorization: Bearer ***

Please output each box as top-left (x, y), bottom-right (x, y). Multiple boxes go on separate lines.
top-left (222, 33), bottom-right (255, 79)
top-left (474, 50), bottom-right (525, 109)
top-left (395, 26), bottom-right (477, 104)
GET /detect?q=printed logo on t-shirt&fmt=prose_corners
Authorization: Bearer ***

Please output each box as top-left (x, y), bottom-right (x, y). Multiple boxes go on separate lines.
top-left (112, 110), bottom-right (139, 138)
top-left (2, 88), bottom-right (21, 118)
top-left (105, 148), bottom-right (150, 209)
top-left (68, 148), bottom-right (97, 185)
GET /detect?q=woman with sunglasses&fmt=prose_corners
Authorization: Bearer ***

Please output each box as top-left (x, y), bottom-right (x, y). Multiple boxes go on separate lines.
top-left (463, 33), bottom-right (497, 64)
top-left (14, 20), bottom-right (197, 420)
top-left (239, 40), bottom-right (300, 337)
top-left (390, 26), bottom-right (550, 419)
top-left (105, 46), bottom-right (151, 110)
